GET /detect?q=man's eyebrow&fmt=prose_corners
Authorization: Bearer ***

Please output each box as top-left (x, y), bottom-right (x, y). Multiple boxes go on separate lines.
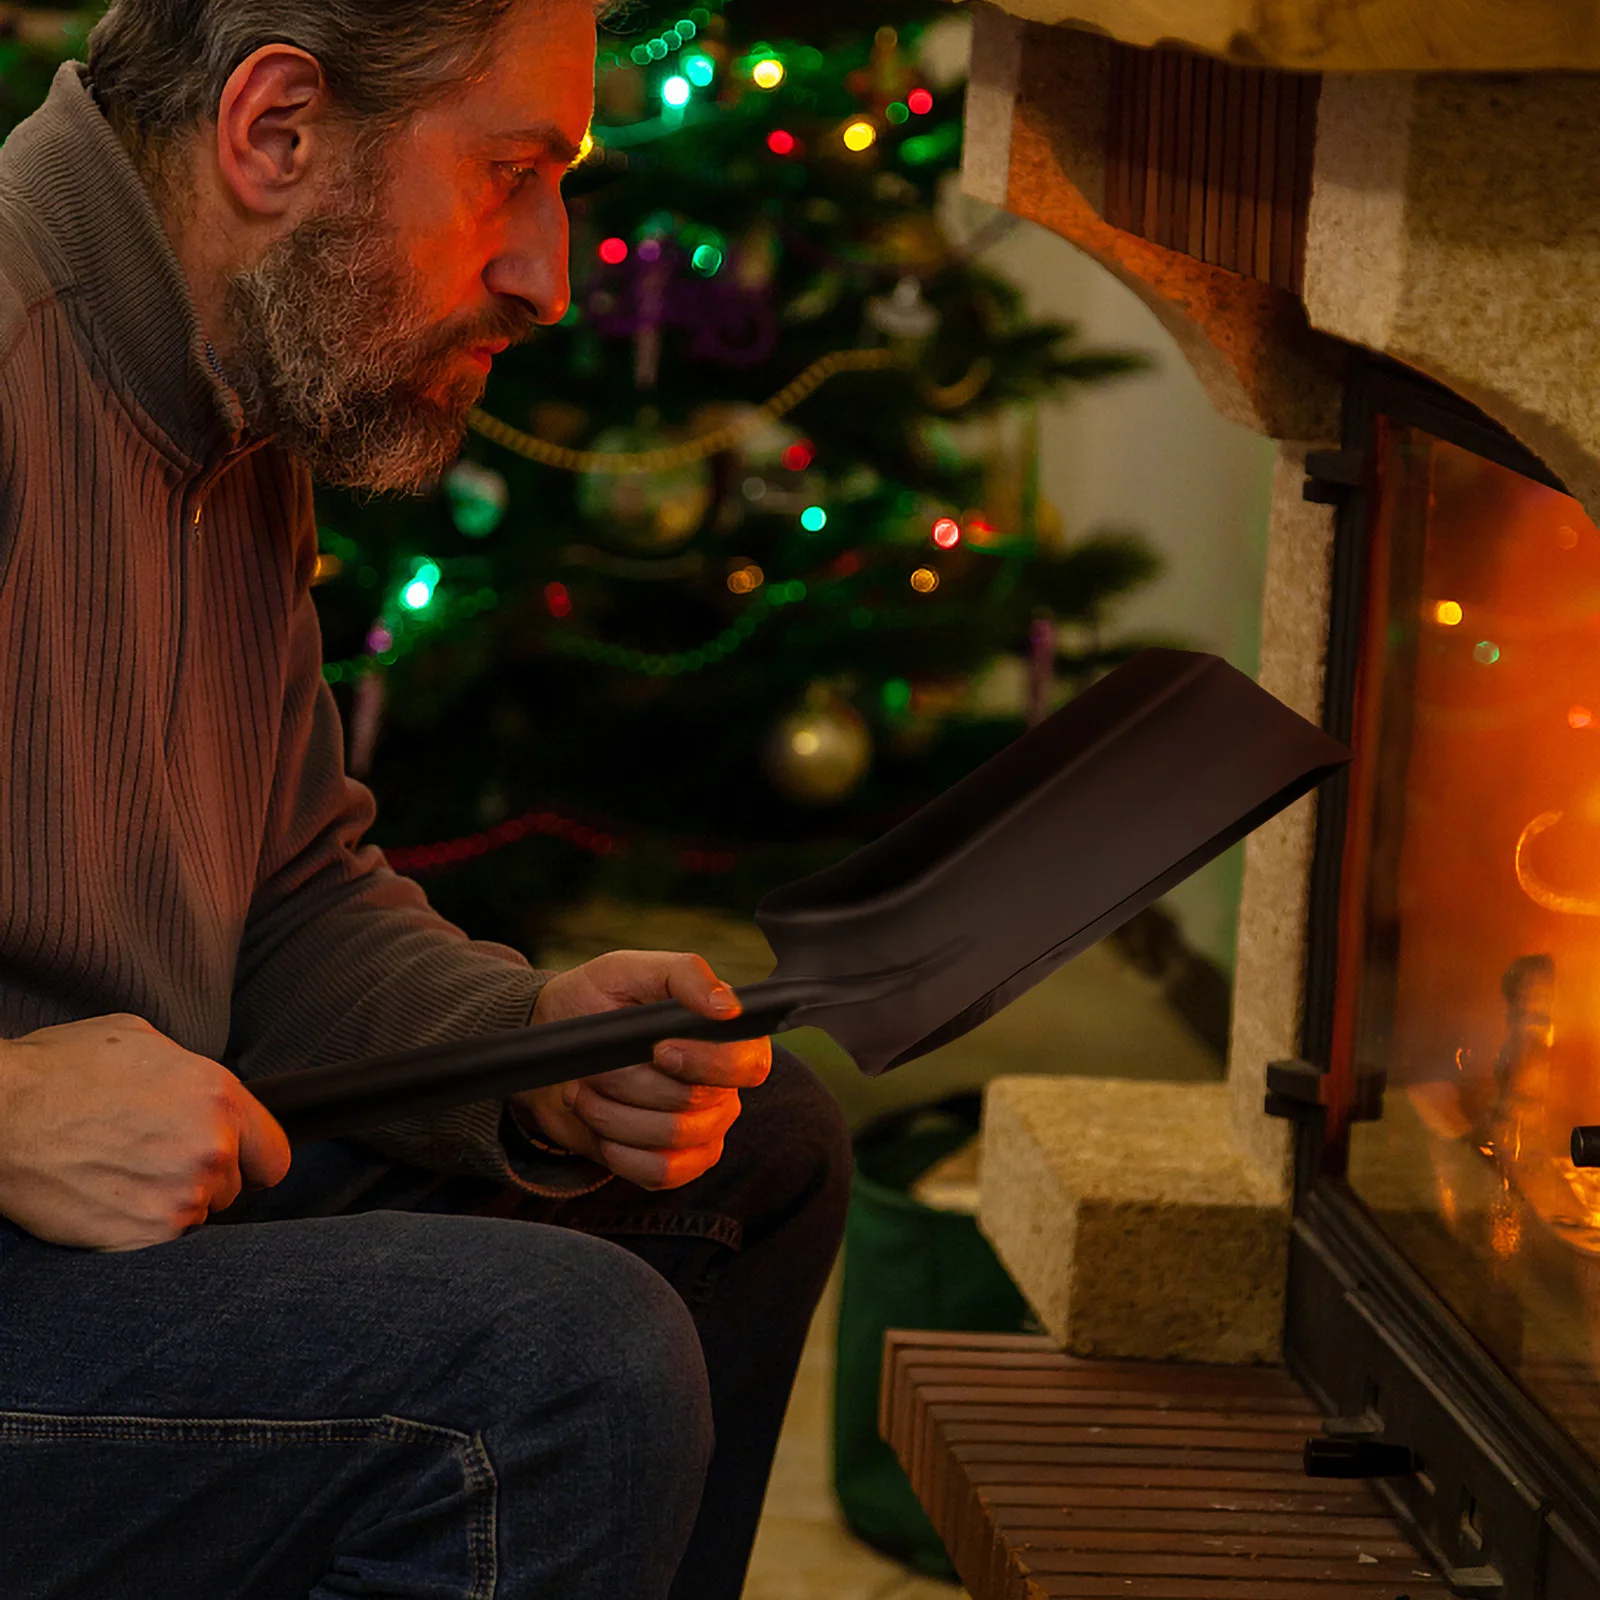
top-left (497, 122), bottom-right (584, 167)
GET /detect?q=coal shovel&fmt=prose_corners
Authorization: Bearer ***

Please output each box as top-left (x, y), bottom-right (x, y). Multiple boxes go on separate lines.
top-left (250, 649), bottom-right (1349, 1143)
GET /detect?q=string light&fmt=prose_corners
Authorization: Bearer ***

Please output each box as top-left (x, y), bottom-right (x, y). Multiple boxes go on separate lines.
top-left (800, 505), bottom-right (827, 531)
top-left (1473, 640), bottom-right (1501, 664)
top-left (781, 440), bottom-right (815, 470)
top-left (1432, 599), bottom-right (1463, 625)
top-left (932, 517), bottom-right (961, 548)
top-left (400, 560), bottom-right (441, 611)
top-left (886, 102), bottom-right (909, 124)
top-left (842, 120), bottom-right (877, 152)
top-left (544, 581), bottom-right (573, 619)
top-left (910, 567), bottom-right (939, 593)
top-left (727, 563), bottom-right (764, 594)
top-left (598, 236), bottom-right (629, 265)
top-left (684, 52), bottom-right (715, 86)
top-left (907, 87), bottom-right (933, 114)
top-left (1570, 705), bottom-right (1593, 729)
top-left (690, 242), bottom-right (724, 275)
top-left (767, 129), bottom-right (796, 155)
top-left (752, 57), bottom-right (785, 88)
top-left (661, 74), bottom-right (691, 108)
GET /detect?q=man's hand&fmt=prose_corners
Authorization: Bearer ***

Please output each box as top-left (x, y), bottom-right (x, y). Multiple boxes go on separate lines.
top-left (0, 1015), bottom-right (292, 1251)
top-left (511, 951), bottom-right (772, 1191)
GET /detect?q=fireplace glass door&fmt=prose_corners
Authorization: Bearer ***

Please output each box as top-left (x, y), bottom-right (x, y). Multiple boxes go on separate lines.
top-left (1343, 418), bottom-right (1600, 1466)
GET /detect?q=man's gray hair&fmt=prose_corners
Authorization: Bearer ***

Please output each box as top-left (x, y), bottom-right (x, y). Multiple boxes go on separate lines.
top-left (87, 0), bottom-right (577, 160)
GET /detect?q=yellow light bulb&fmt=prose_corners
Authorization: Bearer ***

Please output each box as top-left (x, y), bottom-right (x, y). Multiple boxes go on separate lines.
top-left (1433, 599), bottom-right (1463, 626)
top-left (752, 57), bottom-right (785, 89)
top-left (842, 120), bottom-right (877, 152)
top-left (792, 730), bottom-right (820, 756)
top-left (910, 567), bottom-right (939, 593)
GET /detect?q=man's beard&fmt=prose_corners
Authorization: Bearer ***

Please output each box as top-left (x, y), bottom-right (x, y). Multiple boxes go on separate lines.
top-left (223, 147), bottom-right (531, 495)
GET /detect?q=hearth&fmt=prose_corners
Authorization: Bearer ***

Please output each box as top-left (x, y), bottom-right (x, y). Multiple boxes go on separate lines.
top-left (1283, 357), bottom-right (1600, 1599)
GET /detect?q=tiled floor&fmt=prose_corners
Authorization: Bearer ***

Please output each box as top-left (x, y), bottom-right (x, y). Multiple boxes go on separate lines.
top-left (742, 1269), bottom-right (968, 1600)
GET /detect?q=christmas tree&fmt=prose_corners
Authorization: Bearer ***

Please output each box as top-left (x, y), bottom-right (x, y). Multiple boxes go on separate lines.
top-left (5, 1), bottom-right (1166, 963)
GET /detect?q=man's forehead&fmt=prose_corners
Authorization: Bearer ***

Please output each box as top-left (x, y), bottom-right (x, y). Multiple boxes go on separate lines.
top-left (457, 0), bottom-right (595, 146)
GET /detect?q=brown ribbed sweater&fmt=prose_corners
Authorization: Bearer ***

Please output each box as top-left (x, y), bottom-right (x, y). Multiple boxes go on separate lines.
top-left (0, 65), bottom-right (603, 1198)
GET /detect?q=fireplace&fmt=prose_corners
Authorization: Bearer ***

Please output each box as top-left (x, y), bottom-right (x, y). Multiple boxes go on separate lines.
top-left (1283, 359), bottom-right (1600, 1597)
top-left (949, 8), bottom-right (1600, 1598)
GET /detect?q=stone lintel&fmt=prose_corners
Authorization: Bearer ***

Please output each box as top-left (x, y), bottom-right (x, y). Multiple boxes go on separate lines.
top-left (1305, 71), bottom-right (1600, 526)
top-left (961, 0), bottom-right (1600, 74)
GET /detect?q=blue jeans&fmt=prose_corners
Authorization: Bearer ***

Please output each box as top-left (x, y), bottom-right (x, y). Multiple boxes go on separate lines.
top-left (0, 1046), bottom-right (851, 1599)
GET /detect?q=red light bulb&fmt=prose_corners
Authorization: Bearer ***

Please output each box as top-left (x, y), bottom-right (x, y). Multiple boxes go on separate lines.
top-left (932, 517), bottom-right (961, 549)
top-left (597, 237), bottom-right (629, 265)
top-left (767, 129), bottom-right (796, 155)
top-left (907, 88), bottom-right (933, 115)
top-left (781, 440), bottom-right (815, 471)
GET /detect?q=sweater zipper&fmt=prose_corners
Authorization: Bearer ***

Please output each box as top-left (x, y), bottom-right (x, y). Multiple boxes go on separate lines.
top-left (164, 439), bottom-right (268, 756)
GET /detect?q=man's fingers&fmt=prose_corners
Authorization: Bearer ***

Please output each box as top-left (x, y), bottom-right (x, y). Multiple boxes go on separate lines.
top-left (651, 1033), bottom-right (772, 1088)
top-left (583, 1064), bottom-right (726, 1112)
top-left (570, 1082), bottom-right (742, 1152)
top-left (659, 953), bottom-right (741, 1019)
top-left (235, 1086), bottom-right (292, 1191)
top-left (595, 1137), bottom-right (727, 1192)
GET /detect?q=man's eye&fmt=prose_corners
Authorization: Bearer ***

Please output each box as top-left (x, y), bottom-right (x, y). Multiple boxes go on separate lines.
top-left (500, 163), bottom-right (538, 191)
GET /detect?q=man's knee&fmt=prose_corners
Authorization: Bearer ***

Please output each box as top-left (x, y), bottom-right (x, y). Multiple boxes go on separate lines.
top-left (736, 1046), bottom-right (853, 1242)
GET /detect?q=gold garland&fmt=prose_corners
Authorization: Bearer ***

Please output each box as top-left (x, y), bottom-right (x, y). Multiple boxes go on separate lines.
top-left (467, 347), bottom-right (898, 474)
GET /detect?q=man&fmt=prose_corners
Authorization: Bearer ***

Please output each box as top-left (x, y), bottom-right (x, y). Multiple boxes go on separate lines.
top-left (0, 2), bottom-right (851, 1596)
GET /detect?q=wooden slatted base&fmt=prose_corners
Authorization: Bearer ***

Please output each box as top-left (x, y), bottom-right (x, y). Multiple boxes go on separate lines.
top-left (880, 1331), bottom-right (1453, 1600)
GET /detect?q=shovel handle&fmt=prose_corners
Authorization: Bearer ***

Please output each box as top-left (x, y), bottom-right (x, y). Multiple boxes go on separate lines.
top-left (248, 978), bottom-right (815, 1145)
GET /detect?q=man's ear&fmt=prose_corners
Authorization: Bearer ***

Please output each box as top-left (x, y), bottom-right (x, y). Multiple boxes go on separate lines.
top-left (214, 45), bottom-right (336, 219)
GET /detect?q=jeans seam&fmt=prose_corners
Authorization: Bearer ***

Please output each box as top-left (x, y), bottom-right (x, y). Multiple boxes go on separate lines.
top-left (0, 1409), bottom-right (499, 1600)
top-left (548, 1211), bottom-right (742, 1251)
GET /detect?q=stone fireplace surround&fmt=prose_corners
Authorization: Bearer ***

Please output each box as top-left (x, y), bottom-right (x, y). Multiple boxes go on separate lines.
top-left (961, 0), bottom-right (1600, 1370)
top-left (949, 6), bottom-right (1600, 1591)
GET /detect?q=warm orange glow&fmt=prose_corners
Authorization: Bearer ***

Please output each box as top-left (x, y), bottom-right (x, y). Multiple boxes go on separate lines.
top-left (312, 552), bottom-right (343, 585)
top-left (727, 564), bottom-right (763, 595)
top-left (910, 567), bottom-right (939, 593)
top-left (1433, 599), bottom-right (1463, 625)
top-left (1573, 706), bottom-right (1594, 729)
top-left (752, 58), bottom-right (785, 89)
top-left (842, 120), bottom-right (877, 152)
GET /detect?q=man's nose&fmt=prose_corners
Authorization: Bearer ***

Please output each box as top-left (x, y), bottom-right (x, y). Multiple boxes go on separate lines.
top-left (485, 192), bottom-right (571, 326)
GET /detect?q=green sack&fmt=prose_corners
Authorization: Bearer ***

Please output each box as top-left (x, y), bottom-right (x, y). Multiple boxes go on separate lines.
top-left (832, 1093), bottom-right (1033, 1578)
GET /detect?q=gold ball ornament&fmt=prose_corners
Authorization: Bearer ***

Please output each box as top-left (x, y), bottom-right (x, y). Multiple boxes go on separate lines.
top-left (763, 690), bottom-right (873, 805)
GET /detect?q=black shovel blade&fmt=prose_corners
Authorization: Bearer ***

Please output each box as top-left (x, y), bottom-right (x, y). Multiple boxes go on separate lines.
top-left (757, 648), bottom-right (1349, 1076)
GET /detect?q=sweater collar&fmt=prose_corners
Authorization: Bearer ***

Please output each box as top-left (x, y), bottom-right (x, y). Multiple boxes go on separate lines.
top-left (0, 64), bottom-right (243, 463)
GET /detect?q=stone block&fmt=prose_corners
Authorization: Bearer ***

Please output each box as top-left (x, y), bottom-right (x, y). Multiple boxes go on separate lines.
top-left (979, 1076), bottom-right (1291, 1363)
